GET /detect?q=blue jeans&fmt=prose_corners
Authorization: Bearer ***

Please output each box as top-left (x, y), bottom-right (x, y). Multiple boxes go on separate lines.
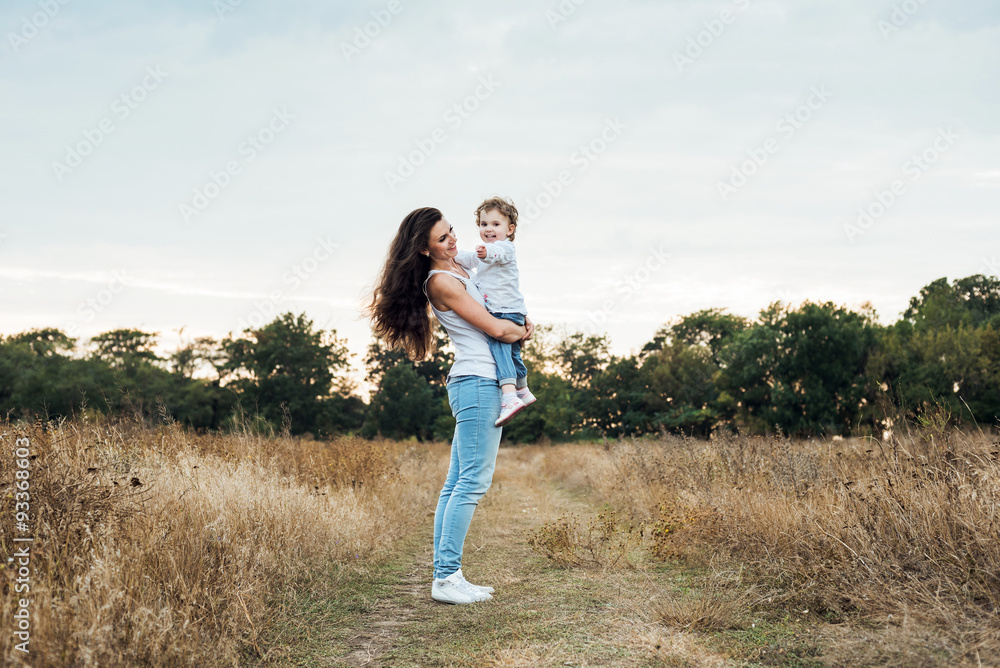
top-left (433, 375), bottom-right (502, 579)
top-left (487, 311), bottom-right (527, 389)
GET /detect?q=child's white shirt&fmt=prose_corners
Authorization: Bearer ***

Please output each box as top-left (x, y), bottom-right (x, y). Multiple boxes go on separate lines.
top-left (455, 240), bottom-right (526, 314)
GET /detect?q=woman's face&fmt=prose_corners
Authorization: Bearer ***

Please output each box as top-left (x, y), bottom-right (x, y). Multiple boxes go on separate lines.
top-left (424, 217), bottom-right (457, 261)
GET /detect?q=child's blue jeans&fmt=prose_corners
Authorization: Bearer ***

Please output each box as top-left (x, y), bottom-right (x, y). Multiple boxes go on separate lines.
top-left (487, 311), bottom-right (527, 389)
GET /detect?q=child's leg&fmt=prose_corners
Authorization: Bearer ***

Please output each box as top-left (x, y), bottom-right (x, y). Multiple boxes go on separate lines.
top-left (490, 312), bottom-right (529, 425)
top-left (492, 312), bottom-right (527, 396)
top-left (486, 315), bottom-right (517, 394)
top-left (511, 339), bottom-right (528, 390)
top-left (509, 313), bottom-right (532, 401)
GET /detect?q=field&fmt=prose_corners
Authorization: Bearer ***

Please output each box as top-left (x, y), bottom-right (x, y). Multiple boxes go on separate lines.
top-left (1, 416), bottom-right (998, 666)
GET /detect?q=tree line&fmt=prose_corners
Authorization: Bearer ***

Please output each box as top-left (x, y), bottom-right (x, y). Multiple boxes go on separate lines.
top-left (2, 275), bottom-right (998, 441)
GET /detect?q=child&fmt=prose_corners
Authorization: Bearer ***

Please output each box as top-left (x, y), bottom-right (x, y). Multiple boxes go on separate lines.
top-left (456, 196), bottom-right (536, 426)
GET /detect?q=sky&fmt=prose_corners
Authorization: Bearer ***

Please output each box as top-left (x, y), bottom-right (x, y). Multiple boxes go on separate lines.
top-left (2, 0), bottom-right (998, 388)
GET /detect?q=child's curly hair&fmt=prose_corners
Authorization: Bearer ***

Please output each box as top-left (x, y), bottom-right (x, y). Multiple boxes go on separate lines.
top-left (474, 196), bottom-right (519, 242)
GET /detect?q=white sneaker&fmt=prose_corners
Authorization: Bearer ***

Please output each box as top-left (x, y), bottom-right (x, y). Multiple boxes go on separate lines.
top-left (517, 389), bottom-right (536, 407)
top-left (455, 568), bottom-right (494, 594)
top-left (495, 396), bottom-right (526, 427)
top-left (431, 571), bottom-right (492, 604)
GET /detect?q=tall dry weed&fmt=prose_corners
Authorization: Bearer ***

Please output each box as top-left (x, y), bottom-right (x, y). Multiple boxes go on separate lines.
top-left (540, 426), bottom-right (1000, 660)
top-left (526, 510), bottom-right (641, 569)
top-left (0, 416), bottom-right (444, 666)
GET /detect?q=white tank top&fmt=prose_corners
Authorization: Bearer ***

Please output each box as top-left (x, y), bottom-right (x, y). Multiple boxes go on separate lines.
top-left (422, 269), bottom-right (498, 383)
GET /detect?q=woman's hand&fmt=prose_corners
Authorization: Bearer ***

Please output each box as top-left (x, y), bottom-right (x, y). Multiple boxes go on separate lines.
top-left (521, 316), bottom-right (534, 341)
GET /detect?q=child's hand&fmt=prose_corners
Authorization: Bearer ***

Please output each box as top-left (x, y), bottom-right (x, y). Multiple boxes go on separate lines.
top-left (476, 245), bottom-right (487, 259)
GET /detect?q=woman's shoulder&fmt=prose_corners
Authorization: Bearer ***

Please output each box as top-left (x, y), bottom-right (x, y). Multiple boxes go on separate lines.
top-left (426, 270), bottom-right (463, 286)
top-left (425, 271), bottom-right (466, 298)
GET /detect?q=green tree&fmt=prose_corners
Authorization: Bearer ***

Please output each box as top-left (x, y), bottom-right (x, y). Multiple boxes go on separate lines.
top-left (644, 308), bottom-right (749, 359)
top-left (7, 328), bottom-right (76, 357)
top-left (644, 343), bottom-right (722, 437)
top-left (170, 335), bottom-right (227, 380)
top-left (90, 329), bottom-right (161, 368)
top-left (0, 331), bottom-right (65, 418)
top-left (589, 354), bottom-right (651, 437)
top-left (83, 329), bottom-right (184, 419)
top-left (362, 364), bottom-right (436, 441)
top-left (0, 327), bottom-right (214, 426)
top-left (903, 274), bottom-right (1000, 331)
top-left (166, 335), bottom-right (236, 429)
top-left (556, 331), bottom-right (611, 389)
top-left (223, 312), bottom-right (355, 436)
top-left (723, 302), bottom-right (877, 436)
top-left (635, 309), bottom-right (749, 436)
top-left (870, 276), bottom-right (1000, 426)
top-left (362, 325), bottom-right (453, 441)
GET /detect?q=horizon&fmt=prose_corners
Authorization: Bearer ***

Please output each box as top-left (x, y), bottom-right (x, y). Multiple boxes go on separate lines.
top-left (2, 269), bottom-right (988, 401)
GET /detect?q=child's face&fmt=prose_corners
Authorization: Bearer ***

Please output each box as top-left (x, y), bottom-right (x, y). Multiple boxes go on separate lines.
top-left (477, 209), bottom-right (513, 243)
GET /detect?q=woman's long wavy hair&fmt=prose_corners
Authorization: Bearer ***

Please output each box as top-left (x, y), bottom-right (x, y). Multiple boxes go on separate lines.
top-left (365, 207), bottom-right (443, 361)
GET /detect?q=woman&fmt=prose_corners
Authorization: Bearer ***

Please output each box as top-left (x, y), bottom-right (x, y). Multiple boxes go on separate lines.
top-left (367, 207), bottom-right (533, 605)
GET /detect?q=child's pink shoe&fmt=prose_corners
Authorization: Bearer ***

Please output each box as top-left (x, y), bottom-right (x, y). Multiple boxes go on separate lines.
top-left (495, 396), bottom-right (526, 427)
top-left (517, 389), bottom-right (536, 407)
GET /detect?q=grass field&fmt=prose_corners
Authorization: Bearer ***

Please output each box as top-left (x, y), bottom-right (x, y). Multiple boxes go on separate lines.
top-left (1, 416), bottom-right (997, 666)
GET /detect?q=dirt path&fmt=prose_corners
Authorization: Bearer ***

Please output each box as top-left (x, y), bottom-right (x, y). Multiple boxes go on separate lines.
top-left (338, 555), bottom-right (425, 667)
top-left (254, 444), bottom-right (965, 668)
top-left (269, 446), bottom-right (736, 667)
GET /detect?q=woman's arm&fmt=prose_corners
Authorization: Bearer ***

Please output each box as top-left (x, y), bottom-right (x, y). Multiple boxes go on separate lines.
top-left (428, 274), bottom-right (526, 343)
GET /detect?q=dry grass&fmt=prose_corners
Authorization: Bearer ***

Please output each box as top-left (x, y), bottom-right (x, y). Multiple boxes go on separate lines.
top-left (525, 510), bottom-right (641, 570)
top-left (0, 416), bottom-right (444, 667)
top-left (341, 443), bottom-right (738, 667)
top-left (655, 567), bottom-right (762, 633)
top-left (538, 426), bottom-right (1000, 663)
top-left (6, 411), bottom-right (996, 665)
